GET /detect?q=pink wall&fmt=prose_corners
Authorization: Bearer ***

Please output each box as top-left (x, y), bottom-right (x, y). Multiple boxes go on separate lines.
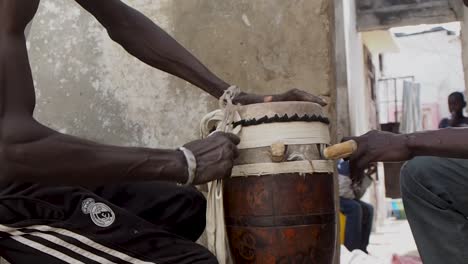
top-left (385, 103), bottom-right (440, 130)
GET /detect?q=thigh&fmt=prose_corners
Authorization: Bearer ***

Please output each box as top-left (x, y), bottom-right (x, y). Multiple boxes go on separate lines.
top-left (356, 200), bottom-right (373, 224)
top-left (92, 182), bottom-right (204, 220)
top-left (401, 157), bottom-right (468, 263)
top-left (93, 182), bottom-right (207, 241)
top-left (405, 157), bottom-right (468, 216)
top-left (0, 182), bottom-right (216, 264)
top-left (340, 198), bottom-right (362, 217)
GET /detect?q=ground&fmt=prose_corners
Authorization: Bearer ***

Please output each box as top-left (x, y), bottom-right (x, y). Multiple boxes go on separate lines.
top-left (368, 218), bottom-right (419, 262)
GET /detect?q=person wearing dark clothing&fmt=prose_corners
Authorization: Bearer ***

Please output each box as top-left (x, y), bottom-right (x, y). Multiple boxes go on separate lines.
top-left (438, 92), bottom-right (468, 128)
top-left (338, 159), bottom-right (374, 253)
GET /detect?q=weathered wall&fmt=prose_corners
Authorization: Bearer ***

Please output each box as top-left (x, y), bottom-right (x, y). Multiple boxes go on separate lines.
top-left (357, 0), bottom-right (457, 31)
top-left (170, 0), bottom-right (335, 118)
top-left (29, 0), bottom-right (335, 150)
top-left (29, 0), bottom-right (215, 149)
top-left (335, 0), bottom-right (351, 140)
top-left (343, 0), bottom-right (370, 136)
top-left (463, 5), bottom-right (468, 98)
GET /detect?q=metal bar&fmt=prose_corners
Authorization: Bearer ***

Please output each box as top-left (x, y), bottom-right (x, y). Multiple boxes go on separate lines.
top-left (377, 76), bottom-right (415, 124)
top-left (394, 79), bottom-right (398, 123)
top-left (378, 76), bottom-right (415, 81)
top-left (357, 1), bottom-right (451, 15)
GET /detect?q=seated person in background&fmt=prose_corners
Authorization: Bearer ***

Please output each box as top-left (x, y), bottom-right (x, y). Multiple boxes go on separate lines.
top-left (338, 159), bottom-right (374, 253)
top-left (438, 92), bottom-right (468, 128)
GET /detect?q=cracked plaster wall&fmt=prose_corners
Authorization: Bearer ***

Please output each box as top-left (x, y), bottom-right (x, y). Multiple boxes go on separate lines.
top-left (28, 0), bottom-right (334, 149)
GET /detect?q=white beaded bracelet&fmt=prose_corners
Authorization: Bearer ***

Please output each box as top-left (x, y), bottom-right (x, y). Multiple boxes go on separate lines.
top-left (178, 147), bottom-right (197, 186)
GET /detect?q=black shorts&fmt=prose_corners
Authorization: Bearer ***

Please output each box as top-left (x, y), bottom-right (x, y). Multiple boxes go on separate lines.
top-left (0, 181), bottom-right (217, 264)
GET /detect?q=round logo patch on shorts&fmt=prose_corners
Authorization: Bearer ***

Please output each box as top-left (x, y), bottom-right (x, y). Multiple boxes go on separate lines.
top-left (81, 198), bottom-right (115, 228)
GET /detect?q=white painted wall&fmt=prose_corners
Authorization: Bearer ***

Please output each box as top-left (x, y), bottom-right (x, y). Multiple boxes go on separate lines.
top-left (462, 6), bottom-right (468, 100)
top-left (382, 23), bottom-right (465, 124)
top-left (343, 0), bottom-right (370, 137)
top-left (342, 0), bottom-right (387, 231)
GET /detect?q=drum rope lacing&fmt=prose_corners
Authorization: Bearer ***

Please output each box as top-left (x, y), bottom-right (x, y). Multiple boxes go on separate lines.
top-left (200, 86), bottom-right (239, 264)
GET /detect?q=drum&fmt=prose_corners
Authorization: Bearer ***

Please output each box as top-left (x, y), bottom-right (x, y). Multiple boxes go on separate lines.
top-left (223, 102), bottom-right (336, 264)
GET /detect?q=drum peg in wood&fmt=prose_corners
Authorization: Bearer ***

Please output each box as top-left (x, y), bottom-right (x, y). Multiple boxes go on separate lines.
top-left (271, 142), bottom-right (286, 162)
top-left (322, 140), bottom-right (358, 160)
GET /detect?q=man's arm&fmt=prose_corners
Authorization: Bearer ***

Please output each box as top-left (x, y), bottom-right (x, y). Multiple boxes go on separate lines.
top-left (74, 0), bottom-right (327, 106)
top-left (4, 120), bottom-right (238, 186)
top-left (345, 128), bottom-right (468, 182)
top-left (0, 1), bottom-right (239, 186)
top-left (407, 128), bottom-right (468, 158)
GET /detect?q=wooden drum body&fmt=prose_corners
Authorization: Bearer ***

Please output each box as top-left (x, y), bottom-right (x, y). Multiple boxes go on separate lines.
top-left (223, 102), bottom-right (336, 264)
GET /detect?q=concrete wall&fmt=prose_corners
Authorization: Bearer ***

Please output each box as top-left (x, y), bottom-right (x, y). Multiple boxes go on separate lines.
top-left (343, 0), bottom-right (389, 232)
top-left (463, 5), bottom-right (468, 98)
top-left (28, 0), bottom-right (335, 150)
top-left (357, 0), bottom-right (457, 31)
top-left (335, 0), bottom-right (352, 140)
top-left (343, 0), bottom-right (371, 136)
top-left (29, 0), bottom-right (211, 148)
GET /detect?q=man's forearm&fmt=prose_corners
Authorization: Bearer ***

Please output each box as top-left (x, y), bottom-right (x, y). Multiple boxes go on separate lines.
top-left (3, 130), bottom-right (188, 186)
top-left (75, 0), bottom-right (230, 98)
top-left (407, 128), bottom-right (468, 159)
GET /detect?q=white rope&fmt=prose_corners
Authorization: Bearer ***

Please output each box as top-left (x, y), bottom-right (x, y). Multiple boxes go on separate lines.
top-left (201, 86), bottom-right (239, 264)
top-left (231, 160), bottom-right (333, 177)
top-left (237, 122), bottom-right (330, 149)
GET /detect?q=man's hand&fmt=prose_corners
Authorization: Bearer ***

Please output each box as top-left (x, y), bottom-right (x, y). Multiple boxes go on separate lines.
top-left (233, 88), bottom-right (327, 106)
top-left (344, 130), bottom-right (413, 182)
top-left (182, 132), bottom-right (240, 185)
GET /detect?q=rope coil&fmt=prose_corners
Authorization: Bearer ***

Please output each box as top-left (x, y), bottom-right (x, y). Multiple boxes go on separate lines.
top-left (202, 86), bottom-right (240, 264)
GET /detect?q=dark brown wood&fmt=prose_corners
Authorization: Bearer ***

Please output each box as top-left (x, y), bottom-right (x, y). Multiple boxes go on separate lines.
top-left (384, 162), bottom-right (404, 198)
top-left (224, 173), bottom-right (336, 263)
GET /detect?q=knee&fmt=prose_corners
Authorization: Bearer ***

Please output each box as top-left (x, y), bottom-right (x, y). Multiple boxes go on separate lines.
top-left (400, 157), bottom-right (440, 196)
top-left (184, 187), bottom-right (207, 216)
top-left (341, 199), bottom-right (362, 217)
top-left (364, 203), bottom-right (374, 216)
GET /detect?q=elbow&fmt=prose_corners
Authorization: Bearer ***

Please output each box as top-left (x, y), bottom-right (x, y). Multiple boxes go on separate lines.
top-left (105, 20), bottom-right (121, 41)
top-left (104, 12), bottom-right (136, 44)
top-left (107, 25), bottom-right (133, 46)
top-left (105, 8), bottom-right (145, 46)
